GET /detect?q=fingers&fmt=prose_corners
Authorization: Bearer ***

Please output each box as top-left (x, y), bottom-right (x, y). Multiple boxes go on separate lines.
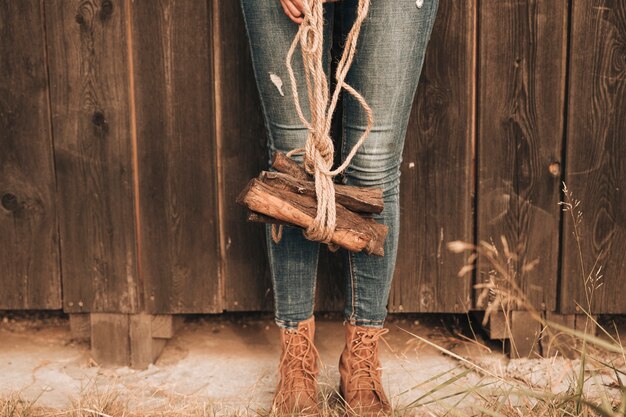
top-left (280, 0), bottom-right (303, 24)
top-left (291, 0), bottom-right (305, 14)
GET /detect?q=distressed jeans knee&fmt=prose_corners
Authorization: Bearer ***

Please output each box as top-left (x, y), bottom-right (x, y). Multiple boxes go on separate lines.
top-left (340, 146), bottom-right (403, 196)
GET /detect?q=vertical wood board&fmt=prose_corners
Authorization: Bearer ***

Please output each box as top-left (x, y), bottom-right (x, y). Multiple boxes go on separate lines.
top-left (561, 0), bottom-right (626, 314)
top-left (131, 0), bottom-right (221, 313)
top-left (45, 0), bottom-right (140, 313)
top-left (389, 0), bottom-right (475, 313)
top-left (0, 1), bottom-right (61, 309)
top-left (90, 313), bottom-right (130, 366)
top-left (212, 0), bottom-right (272, 311)
top-left (476, 0), bottom-right (568, 311)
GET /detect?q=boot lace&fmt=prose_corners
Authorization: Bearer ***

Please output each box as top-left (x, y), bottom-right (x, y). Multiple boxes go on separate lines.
top-left (348, 327), bottom-right (390, 393)
top-left (277, 326), bottom-right (320, 398)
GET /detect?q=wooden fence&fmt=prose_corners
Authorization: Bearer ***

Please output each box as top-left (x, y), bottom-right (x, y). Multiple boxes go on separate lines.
top-left (1, 0), bottom-right (624, 323)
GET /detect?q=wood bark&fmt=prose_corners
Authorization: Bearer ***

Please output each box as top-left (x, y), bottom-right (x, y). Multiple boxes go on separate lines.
top-left (271, 151), bottom-right (311, 181)
top-left (259, 171), bottom-right (383, 214)
top-left (247, 211), bottom-right (287, 225)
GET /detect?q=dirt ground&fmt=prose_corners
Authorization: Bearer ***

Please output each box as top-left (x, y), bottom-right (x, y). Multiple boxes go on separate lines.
top-left (0, 312), bottom-right (624, 415)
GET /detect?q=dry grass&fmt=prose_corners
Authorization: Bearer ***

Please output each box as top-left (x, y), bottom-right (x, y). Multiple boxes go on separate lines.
top-left (1, 182), bottom-right (624, 416)
top-left (1, 383), bottom-right (250, 417)
top-left (422, 181), bottom-right (626, 417)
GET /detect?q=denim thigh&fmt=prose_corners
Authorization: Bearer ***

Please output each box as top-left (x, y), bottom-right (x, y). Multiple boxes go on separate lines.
top-left (339, 0), bottom-right (440, 327)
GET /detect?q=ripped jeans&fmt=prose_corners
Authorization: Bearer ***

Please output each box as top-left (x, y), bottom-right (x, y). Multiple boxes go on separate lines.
top-left (240, 0), bottom-right (439, 329)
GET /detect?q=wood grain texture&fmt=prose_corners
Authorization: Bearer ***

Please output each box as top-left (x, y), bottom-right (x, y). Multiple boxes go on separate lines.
top-left (388, 0), bottom-right (475, 313)
top-left (212, 0), bottom-right (272, 311)
top-left (476, 0), bottom-right (568, 311)
top-left (272, 151), bottom-right (312, 181)
top-left (45, 0), bottom-right (139, 313)
top-left (509, 311), bottom-right (541, 358)
top-left (259, 170), bottom-right (384, 214)
top-left (90, 313), bottom-right (130, 366)
top-left (69, 313), bottom-right (91, 340)
top-left (0, 1), bottom-right (61, 309)
top-left (561, 0), bottom-right (626, 314)
top-left (131, 0), bottom-right (221, 313)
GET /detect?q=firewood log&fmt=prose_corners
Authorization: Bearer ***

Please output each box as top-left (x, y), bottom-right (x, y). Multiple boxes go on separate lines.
top-left (271, 151), bottom-right (311, 181)
top-left (247, 210), bottom-right (386, 254)
top-left (237, 178), bottom-right (387, 256)
top-left (247, 211), bottom-right (286, 225)
top-left (258, 171), bottom-right (383, 214)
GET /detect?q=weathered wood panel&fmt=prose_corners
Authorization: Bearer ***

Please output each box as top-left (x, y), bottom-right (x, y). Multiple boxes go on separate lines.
top-left (45, 0), bottom-right (139, 313)
top-left (388, 0), bottom-right (475, 313)
top-left (0, 1), bottom-right (61, 309)
top-left (90, 313), bottom-right (130, 366)
top-left (131, 0), bottom-right (221, 313)
top-left (561, 0), bottom-right (626, 314)
top-left (212, 0), bottom-right (273, 311)
top-left (476, 0), bottom-right (568, 311)
top-left (1, 0), bottom-right (624, 317)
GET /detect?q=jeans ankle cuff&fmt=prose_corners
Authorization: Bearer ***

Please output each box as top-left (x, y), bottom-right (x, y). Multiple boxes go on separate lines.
top-left (275, 315), bottom-right (312, 330)
top-left (343, 317), bottom-right (385, 328)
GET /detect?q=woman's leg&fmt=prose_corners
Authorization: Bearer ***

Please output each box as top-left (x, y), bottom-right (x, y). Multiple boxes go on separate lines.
top-left (339, 0), bottom-right (440, 327)
top-left (239, 0), bottom-right (335, 329)
top-left (336, 2), bottom-right (440, 414)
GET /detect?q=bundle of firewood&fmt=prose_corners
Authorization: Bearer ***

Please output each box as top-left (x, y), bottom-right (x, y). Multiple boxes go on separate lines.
top-left (236, 152), bottom-right (387, 256)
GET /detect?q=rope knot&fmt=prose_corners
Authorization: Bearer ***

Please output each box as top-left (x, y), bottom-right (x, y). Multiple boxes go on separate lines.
top-left (282, 0), bottom-right (373, 246)
top-left (303, 133), bottom-right (334, 175)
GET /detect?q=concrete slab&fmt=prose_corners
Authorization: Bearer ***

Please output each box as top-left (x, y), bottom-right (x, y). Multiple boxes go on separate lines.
top-left (0, 313), bottom-right (623, 415)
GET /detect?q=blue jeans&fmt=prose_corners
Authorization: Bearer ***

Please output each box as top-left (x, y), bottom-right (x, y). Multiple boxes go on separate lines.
top-left (240, 0), bottom-right (439, 329)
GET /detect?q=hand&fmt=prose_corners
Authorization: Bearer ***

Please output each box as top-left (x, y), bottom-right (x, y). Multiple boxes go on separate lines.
top-left (280, 0), bottom-right (338, 24)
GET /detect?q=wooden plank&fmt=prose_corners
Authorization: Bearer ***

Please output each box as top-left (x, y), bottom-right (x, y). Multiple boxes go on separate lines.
top-left (478, 311), bottom-right (541, 358)
top-left (45, 0), bottom-right (139, 313)
top-left (0, 1), bottom-right (61, 309)
top-left (129, 312), bottom-right (159, 369)
top-left (90, 313), bottom-right (130, 366)
top-left (541, 312), bottom-right (577, 359)
top-left (212, 0), bottom-right (272, 311)
top-left (509, 311), bottom-right (541, 358)
top-left (151, 314), bottom-right (183, 339)
top-left (91, 312), bottom-right (172, 368)
top-left (130, 0), bottom-right (221, 313)
top-left (560, 1), bottom-right (626, 314)
top-left (476, 0), bottom-right (568, 311)
top-left (486, 311), bottom-right (510, 340)
top-left (69, 314), bottom-right (91, 340)
top-left (389, 0), bottom-right (475, 313)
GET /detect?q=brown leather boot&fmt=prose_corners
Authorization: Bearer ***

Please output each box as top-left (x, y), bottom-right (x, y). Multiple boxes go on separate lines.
top-left (338, 322), bottom-right (392, 416)
top-left (272, 315), bottom-right (320, 416)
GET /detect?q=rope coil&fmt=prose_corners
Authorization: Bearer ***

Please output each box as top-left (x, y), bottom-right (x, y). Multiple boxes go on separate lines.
top-left (274, 0), bottom-right (373, 245)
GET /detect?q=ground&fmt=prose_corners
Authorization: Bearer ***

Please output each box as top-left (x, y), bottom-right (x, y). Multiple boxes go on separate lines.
top-left (1, 312), bottom-right (624, 416)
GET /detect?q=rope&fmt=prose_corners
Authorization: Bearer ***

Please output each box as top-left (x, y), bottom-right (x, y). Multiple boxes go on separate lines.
top-left (272, 0), bottom-right (373, 245)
